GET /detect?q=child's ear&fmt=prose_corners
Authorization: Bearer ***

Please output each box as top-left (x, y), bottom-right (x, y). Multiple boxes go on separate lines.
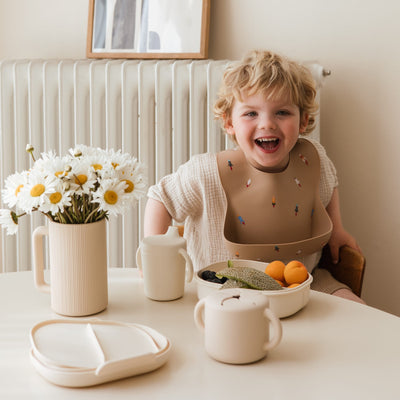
top-left (224, 115), bottom-right (235, 136)
top-left (299, 113), bottom-right (309, 134)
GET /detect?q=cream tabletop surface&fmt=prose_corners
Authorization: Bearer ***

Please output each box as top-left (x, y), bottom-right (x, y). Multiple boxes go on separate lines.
top-left (0, 268), bottom-right (399, 400)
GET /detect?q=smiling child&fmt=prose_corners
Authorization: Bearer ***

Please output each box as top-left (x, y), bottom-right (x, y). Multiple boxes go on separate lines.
top-left (144, 49), bottom-right (363, 302)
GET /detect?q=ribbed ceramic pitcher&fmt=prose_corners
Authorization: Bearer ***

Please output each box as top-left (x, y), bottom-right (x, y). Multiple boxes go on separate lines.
top-left (32, 219), bottom-right (108, 316)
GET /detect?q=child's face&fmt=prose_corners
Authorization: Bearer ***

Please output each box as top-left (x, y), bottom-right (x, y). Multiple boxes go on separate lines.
top-left (224, 92), bottom-right (308, 172)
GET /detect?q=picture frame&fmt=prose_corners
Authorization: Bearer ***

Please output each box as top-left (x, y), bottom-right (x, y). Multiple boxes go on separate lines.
top-left (86, 0), bottom-right (210, 59)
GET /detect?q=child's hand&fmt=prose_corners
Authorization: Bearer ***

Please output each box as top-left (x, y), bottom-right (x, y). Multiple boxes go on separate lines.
top-left (328, 227), bottom-right (362, 264)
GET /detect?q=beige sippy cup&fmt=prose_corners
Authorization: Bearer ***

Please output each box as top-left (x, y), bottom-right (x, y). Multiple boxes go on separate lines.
top-left (136, 226), bottom-right (194, 301)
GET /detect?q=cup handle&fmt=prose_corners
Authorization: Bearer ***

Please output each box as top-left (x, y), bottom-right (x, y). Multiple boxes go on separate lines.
top-left (135, 246), bottom-right (143, 278)
top-left (178, 248), bottom-right (193, 283)
top-left (193, 298), bottom-right (206, 333)
top-left (32, 225), bottom-right (50, 294)
top-left (262, 308), bottom-right (282, 351)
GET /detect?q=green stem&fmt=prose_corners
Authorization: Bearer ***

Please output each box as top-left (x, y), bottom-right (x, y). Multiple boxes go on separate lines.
top-left (95, 210), bottom-right (108, 221)
top-left (41, 212), bottom-right (55, 221)
top-left (84, 205), bottom-right (100, 224)
top-left (56, 212), bottom-right (67, 224)
top-left (62, 208), bottom-right (74, 224)
top-left (72, 194), bottom-right (81, 222)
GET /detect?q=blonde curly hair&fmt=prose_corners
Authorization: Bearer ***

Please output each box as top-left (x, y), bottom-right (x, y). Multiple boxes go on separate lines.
top-left (214, 50), bottom-right (319, 135)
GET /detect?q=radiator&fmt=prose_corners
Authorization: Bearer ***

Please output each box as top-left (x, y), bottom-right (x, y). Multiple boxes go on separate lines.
top-left (0, 59), bottom-right (326, 272)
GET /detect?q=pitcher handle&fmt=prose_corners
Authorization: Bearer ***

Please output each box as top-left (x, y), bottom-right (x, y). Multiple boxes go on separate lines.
top-left (193, 298), bottom-right (206, 333)
top-left (32, 225), bottom-right (50, 294)
top-left (262, 308), bottom-right (282, 351)
top-left (178, 248), bottom-right (193, 283)
top-left (135, 246), bottom-right (143, 278)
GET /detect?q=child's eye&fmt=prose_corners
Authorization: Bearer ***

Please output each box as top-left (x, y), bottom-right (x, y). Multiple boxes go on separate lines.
top-left (276, 110), bottom-right (291, 116)
top-left (244, 111), bottom-right (257, 117)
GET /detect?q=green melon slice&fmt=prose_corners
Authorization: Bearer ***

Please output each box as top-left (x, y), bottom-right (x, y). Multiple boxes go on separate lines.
top-left (216, 266), bottom-right (283, 291)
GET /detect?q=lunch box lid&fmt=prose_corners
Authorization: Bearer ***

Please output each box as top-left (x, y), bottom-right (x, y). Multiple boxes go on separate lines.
top-left (29, 318), bottom-right (171, 387)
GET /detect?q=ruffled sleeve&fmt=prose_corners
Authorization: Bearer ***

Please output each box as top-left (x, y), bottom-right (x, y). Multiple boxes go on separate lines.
top-left (147, 153), bottom-right (216, 222)
top-left (306, 138), bottom-right (338, 207)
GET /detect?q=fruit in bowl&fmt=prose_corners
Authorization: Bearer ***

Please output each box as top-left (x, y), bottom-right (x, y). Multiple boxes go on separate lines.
top-left (195, 259), bottom-right (313, 318)
top-left (201, 259), bottom-right (309, 290)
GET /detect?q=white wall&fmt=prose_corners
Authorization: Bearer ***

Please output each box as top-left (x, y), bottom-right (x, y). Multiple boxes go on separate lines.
top-left (0, 0), bottom-right (399, 316)
top-left (0, 0), bottom-right (88, 59)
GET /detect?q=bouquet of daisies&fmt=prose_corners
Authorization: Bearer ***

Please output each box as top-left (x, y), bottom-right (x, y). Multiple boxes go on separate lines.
top-left (0, 144), bottom-right (147, 235)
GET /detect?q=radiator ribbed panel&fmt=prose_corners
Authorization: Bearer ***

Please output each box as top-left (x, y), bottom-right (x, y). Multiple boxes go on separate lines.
top-left (0, 59), bottom-right (324, 272)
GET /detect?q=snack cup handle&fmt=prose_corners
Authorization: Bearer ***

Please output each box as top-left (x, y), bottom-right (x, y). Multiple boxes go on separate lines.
top-left (194, 298), bottom-right (206, 334)
top-left (135, 246), bottom-right (143, 277)
top-left (262, 308), bottom-right (282, 351)
top-left (32, 225), bottom-right (50, 294)
top-left (178, 248), bottom-right (193, 283)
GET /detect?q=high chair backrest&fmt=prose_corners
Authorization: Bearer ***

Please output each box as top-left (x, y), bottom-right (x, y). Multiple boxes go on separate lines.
top-left (318, 245), bottom-right (366, 296)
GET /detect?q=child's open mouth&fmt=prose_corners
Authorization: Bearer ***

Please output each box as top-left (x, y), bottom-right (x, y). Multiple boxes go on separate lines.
top-left (255, 138), bottom-right (280, 151)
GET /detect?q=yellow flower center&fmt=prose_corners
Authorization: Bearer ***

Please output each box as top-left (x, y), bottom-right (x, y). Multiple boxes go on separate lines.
top-left (30, 184), bottom-right (45, 197)
top-left (55, 171), bottom-right (64, 177)
top-left (49, 192), bottom-right (62, 204)
top-left (104, 190), bottom-right (118, 205)
top-left (92, 163), bottom-right (103, 171)
top-left (15, 184), bottom-right (23, 196)
top-left (123, 179), bottom-right (134, 193)
top-left (75, 174), bottom-right (88, 185)
top-left (111, 162), bottom-right (119, 169)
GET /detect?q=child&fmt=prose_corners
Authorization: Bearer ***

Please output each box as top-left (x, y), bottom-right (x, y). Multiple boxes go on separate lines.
top-left (144, 50), bottom-right (363, 303)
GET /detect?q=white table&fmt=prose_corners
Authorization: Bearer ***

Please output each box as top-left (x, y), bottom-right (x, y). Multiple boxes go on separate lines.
top-left (0, 268), bottom-right (399, 400)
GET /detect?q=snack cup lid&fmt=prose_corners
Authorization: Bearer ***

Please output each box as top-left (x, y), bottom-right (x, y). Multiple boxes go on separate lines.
top-left (205, 288), bottom-right (270, 311)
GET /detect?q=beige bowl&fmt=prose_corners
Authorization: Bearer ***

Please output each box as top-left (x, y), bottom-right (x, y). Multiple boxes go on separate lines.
top-left (195, 259), bottom-right (313, 318)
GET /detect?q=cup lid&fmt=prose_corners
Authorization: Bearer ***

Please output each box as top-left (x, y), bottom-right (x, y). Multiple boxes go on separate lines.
top-left (205, 288), bottom-right (270, 311)
top-left (142, 226), bottom-right (186, 247)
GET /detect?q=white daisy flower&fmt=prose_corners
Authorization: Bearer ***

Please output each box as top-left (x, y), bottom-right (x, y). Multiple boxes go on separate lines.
top-left (1, 171), bottom-right (29, 208)
top-left (86, 153), bottom-right (111, 177)
top-left (106, 148), bottom-right (132, 170)
top-left (0, 209), bottom-right (19, 235)
top-left (93, 149), bottom-right (128, 181)
top-left (33, 151), bottom-right (70, 179)
top-left (18, 170), bottom-right (56, 213)
top-left (69, 144), bottom-right (104, 159)
top-left (68, 158), bottom-right (98, 194)
top-left (92, 178), bottom-right (129, 216)
top-left (39, 181), bottom-right (72, 215)
top-left (115, 161), bottom-right (147, 202)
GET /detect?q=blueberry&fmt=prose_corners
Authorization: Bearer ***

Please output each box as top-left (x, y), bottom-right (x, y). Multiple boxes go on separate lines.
top-left (201, 270), bottom-right (227, 284)
top-left (201, 270), bottom-right (217, 281)
top-left (213, 276), bottom-right (227, 284)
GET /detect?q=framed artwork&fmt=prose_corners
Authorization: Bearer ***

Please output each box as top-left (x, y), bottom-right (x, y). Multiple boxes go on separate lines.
top-left (86, 0), bottom-right (210, 59)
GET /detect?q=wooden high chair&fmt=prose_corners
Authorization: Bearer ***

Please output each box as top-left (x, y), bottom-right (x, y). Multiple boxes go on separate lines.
top-left (317, 245), bottom-right (366, 297)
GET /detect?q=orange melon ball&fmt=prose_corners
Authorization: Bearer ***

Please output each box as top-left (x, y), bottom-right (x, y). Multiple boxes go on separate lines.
top-left (264, 260), bottom-right (286, 282)
top-left (276, 280), bottom-right (287, 287)
top-left (284, 260), bottom-right (308, 285)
